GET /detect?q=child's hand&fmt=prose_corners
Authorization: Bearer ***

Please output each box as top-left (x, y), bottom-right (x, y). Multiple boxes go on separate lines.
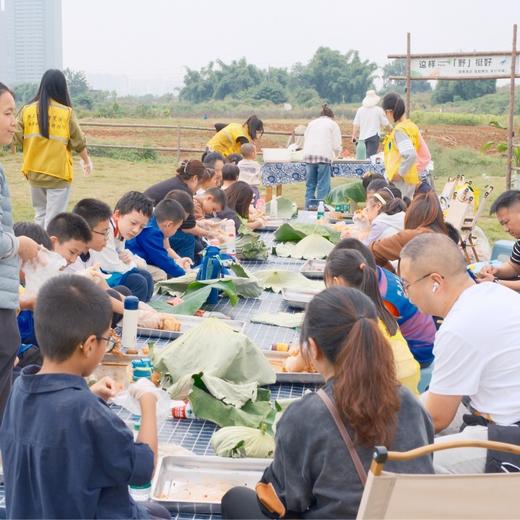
top-left (119, 250), bottom-right (133, 264)
top-left (19, 293), bottom-right (36, 311)
top-left (129, 378), bottom-right (159, 402)
top-left (91, 376), bottom-right (118, 400)
top-left (179, 257), bottom-right (193, 270)
top-left (18, 236), bottom-right (40, 263)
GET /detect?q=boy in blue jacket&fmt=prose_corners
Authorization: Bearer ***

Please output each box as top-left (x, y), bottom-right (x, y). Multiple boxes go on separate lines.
top-left (127, 198), bottom-right (187, 279)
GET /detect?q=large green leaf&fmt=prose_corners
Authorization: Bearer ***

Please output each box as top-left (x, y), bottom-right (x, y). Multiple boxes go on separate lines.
top-left (254, 269), bottom-right (323, 293)
top-left (274, 222), bottom-right (340, 244)
top-left (265, 197), bottom-right (298, 219)
top-left (275, 234), bottom-right (335, 260)
top-left (324, 181), bottom-right (366, 205)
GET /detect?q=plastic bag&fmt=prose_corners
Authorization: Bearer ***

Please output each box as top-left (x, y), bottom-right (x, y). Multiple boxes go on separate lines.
top-left (23, 249), bottom-right (66, 298)
top-left (111, 380), bottom-right (172, 419)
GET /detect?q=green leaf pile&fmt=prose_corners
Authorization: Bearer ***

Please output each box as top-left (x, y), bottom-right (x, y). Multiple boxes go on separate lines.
top-left (275, 234), bottom-right (335, 260)
top-left (265, 197), bottom-right (298, 219)
top-left (274, 222), bottom-right (340, 244)
top-left (324, 180), bottom-right (366, 205)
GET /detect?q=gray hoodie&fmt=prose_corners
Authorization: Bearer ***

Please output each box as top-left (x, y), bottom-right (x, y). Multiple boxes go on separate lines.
top-left (364, 211), bottom-right (406, 246)
top-left (0, 164), bottom-right (20, 310)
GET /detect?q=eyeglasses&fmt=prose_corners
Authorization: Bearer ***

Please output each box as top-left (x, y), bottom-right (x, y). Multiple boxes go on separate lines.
top-left (92, 228), bottom-right (111, 238)
top-left (401, 272), bottom-right (433, 294)
top-left (98, 335), bottom-right (117, 353)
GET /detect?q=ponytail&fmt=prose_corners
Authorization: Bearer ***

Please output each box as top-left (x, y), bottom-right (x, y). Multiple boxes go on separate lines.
top-left (325, 249), bottom-right (398, 335)
top-left (382, 92), bottom-right (406, 122)
top-left (302, 287), bottom-right (400, 447)
top-left (334, 316), bottom-right (400, 447)
top-left (176, 159), bottom-right (205, 181)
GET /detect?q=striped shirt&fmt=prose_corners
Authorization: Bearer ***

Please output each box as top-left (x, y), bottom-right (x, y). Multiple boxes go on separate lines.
top-left (511, 240), bottom-right (520, 265)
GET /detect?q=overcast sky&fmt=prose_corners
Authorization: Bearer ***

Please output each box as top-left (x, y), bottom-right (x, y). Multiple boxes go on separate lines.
top-left (62, 0), bottom-right (519, 93)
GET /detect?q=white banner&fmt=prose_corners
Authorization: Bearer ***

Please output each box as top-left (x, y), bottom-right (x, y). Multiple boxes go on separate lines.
top-left (410, 55), bottom-right (519, 78)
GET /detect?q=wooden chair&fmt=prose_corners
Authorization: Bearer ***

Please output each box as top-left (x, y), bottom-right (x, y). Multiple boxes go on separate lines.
top-left (357, 440), bottom-right (520, 519)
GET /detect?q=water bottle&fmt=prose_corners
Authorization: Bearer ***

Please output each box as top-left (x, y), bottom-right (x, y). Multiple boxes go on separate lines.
top-left (223, 219), bottom-right (236, 256)
top-left (356, 139), bottom-right (367, 160)
top-left (270, 197), bottom-right (278, 218)
top-left (317, 201), bottom-right (325, 221)
top-left (121, 296), bottom-right (139, 352)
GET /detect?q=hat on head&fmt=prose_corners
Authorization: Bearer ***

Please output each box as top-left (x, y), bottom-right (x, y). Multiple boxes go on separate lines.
top-left (362, 90), bottom-right (380, 108)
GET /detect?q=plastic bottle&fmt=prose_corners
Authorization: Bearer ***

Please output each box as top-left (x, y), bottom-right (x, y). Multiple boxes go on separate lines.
top-left (223, 219), bottom-right (236, 256)
top-left (129, 416), bottom-right (152, 501)
top-left (172, 401), bottom-right (196, 419)
top-left (316, 201), bottom-right (325, 221)
top-left (121, 296), bottom-right (139, 352)
top-left (131, 358), bottom-right (154, 381)
top-left (356, 139), bottom-right (367, 160)
top-left (270, 197), bottom-right (278, 218)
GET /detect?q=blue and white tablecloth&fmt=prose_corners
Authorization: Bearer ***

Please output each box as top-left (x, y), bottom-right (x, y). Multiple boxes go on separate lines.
top-left (261, 161), bottom-right (385, 187)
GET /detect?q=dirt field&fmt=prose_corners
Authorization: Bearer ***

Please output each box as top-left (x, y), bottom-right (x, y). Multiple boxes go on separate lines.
top-left (82, 118), bottom-right (506, 157)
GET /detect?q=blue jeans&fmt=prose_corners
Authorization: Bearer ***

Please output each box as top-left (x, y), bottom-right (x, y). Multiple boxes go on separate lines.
top-left (305, 162), bottom-right (331, 209)
top-left (118, 268), bottom-right (154, 302)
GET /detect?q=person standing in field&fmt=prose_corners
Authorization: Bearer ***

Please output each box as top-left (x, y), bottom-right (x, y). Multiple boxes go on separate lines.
top-left (352, 90), bottom-right (390, 158)
top-left (303, 104), bottom-right (342, 208)
top-left (14, 69), bottom-right (92, 229)
top-left (0, 83), bottom-right (40, 419)
top-left (381, 92), bottom-right (423, 200)
top-left (205, 115), bottom-right (264, 158)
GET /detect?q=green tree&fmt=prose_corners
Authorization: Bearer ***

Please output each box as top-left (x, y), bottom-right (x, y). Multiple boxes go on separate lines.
top-left (302, 47), bottom-right (377, 103)
top-left (382, 59), bottom-right (431, 94)
top-left (13, 83), bottom-right (38, 105)
top-left (63, 68), bottom-right (90, 97)
top-left (251, 82), bottom-right (287, 104)
top-left (432, 79), bottom-right (496, 103)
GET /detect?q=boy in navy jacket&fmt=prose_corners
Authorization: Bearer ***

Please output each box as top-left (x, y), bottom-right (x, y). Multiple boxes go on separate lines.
top-left (0, 275), bottom-right (169, 519)
top-left (127, 198), bottom-right (188, 279)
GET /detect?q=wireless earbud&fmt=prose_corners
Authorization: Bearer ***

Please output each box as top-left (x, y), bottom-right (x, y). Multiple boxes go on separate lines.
top-left (432, 282), bottom-right (440, 293)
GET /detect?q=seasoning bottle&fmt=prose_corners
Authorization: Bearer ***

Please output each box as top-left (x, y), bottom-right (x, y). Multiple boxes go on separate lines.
top-left (172, 401), bottom-right (196, 419)
top-left (317, 201), bottom-right (325, 221)
top-left (121, 296), bottom-right (139, 352)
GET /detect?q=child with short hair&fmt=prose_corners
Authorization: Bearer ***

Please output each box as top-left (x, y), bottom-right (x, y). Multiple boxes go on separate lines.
top-left (127, 199), bottom-right (188, 278)
top-left (46, 212), bottom-right (92, 266)
top-left (90, 191), bottom-right (155, 302)
top-left (193, 187), bottom-right (226, 220)
top-left (0, 275), bottom-right (169, 519)
top-left (237, 143), bottom-right (261, 203)
top-left (222, 163), bottom-right (240, 190)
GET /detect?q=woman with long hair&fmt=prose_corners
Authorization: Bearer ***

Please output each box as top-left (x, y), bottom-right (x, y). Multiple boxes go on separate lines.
top-left (221, 287), bottom-right (433, 519)
top-left (223, 180), bottom-right (264, 231)
top-left (14, 69), bottom-right (91, 228)
top-left (370, 191), bottom-right (448, 271)
top-left (324, 248), bottom-right (420, 394)
top-left (206, 115), bottom-right (264, 158)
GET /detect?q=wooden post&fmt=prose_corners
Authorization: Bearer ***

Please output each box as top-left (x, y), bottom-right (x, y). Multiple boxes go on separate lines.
top-left (265, 186), bottom-right (273, 202)
top-left (176, 125), bottom-right (181, 163)
top-left (507, 24), bottom-right (517, 189)
top-left (406, 32), bottom-right (411, 117)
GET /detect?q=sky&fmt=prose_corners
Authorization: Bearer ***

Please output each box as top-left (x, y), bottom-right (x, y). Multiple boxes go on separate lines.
top-left (62, 0), bottom-right (519, 95)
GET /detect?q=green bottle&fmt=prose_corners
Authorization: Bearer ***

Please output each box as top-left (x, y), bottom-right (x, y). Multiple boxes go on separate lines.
top-left (356, 139), bottom-right (367, 160)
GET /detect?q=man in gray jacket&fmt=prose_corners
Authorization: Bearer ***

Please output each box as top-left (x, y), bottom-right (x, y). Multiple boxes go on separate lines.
top-left (0, 83), bottom-right (39, 419)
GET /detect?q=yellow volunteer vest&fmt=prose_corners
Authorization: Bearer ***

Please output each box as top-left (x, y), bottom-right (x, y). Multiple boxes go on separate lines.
top-left (383, 119), bottom-right (420, 185)
top-left (207, 123), bottom-right (251, 156)
top-left (378, 320), bottom-right (420, 395)
top-left (22, 100), bottom-right (73, 182)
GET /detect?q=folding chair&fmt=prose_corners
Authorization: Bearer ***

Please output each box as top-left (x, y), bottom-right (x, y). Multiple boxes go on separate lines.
top-left (357, 440), bottom-right (520, 519)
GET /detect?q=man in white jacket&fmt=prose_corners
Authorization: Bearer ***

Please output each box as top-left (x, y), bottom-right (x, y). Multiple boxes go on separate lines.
top-left (303, 105), bottom-right (342, 209)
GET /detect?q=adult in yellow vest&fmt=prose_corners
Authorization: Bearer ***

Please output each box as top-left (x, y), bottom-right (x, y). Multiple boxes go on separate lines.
top-left (205, 115), bottom-right (264, 158)
top-left (14, 70), bottom-right (91, 228)
top-left (382, 93), bottom-right (421, 200)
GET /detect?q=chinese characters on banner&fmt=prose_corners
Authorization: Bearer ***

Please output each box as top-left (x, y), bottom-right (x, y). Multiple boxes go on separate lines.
top-left (410, 55), bottom-right (520, 78)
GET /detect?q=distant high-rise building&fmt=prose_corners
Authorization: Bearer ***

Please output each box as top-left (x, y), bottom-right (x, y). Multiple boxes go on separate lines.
top-left (0, 0), bottom-right (62, 86)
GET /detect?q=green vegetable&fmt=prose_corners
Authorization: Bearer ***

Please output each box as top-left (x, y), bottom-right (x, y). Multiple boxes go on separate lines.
top-left (275, 234), bottom-right (335, 260)
top-left (236, 231), bottom-right (269, 261)
top-left (265, 197), bottom-right (298, 219)
top-left (254, 269), bottom-right (323, 293)
top-left (274, 222), bottom-right (340, 244)
top-left (211, 426), bottom-right (275, 458)
top-left (325, 181), bottom-right (366, 205)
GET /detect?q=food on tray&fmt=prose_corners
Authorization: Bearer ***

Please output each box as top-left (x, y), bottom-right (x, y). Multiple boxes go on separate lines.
top-left (157, 477), bottom-right (255, 502)
top-left (211, 426), bottom-right (275, 458)
top-left (126, 348), bottom-right (138, 355)
top-left (160, 316), bottom-right (181, 332)
top-left (271, 342), bottom-right (290, 352)
top-left (282, 346), bottom-right (317, 373)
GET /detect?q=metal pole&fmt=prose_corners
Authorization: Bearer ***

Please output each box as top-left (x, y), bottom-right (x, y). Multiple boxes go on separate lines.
top-left (406, 33), bottom-right (411, 117)
top-left (507, 24), bottom-right (517, 189)
top-left (176, 125), bottom-right (181, 163)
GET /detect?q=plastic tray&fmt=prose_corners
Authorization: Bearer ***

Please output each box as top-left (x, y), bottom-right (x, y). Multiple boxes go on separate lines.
top-left (264, 351), bottom-right (324, 384)
top-left (281, 288), bottom-right (315, 309)
top-left (152, 455), bottom-right (269, 514)
top-left (300, 259), bottom-right (326, 279)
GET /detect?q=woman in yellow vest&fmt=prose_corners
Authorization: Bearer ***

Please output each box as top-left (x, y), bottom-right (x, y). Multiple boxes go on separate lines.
top-left (14, 69), bottom-right (91, 229)
top-left (205, 115), bottom-right (264, 158)
top-left (324, 247), bottom-right (420, 395)
top-left (382, 92), bottom-right (421, 200)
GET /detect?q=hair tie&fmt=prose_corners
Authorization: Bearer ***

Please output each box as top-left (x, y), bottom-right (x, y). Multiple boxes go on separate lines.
top-left (183, 159), bottom-right (191, 174)
top-left (373, 193), bottom-right (387, 205)
top-left (382, 186), bottom-right (395, 199)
